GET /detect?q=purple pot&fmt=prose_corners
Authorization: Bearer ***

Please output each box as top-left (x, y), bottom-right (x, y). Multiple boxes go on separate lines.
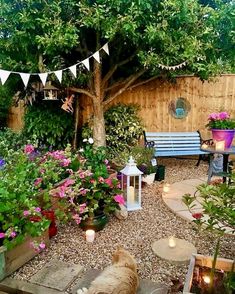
top-left (211, 129), bottom-right (235, 148)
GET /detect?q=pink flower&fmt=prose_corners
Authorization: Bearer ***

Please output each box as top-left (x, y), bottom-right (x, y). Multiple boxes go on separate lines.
top-left (104, 159), bottom-right (109, 165)
top-left (24, 144), bottom-right (35, 154)
top-left (39, 169), bottom-right (45, 174)
top-left (0, 232), bottom-right (5, 238)
top-left (60, 158), bottom-right (71, 167)
top-left (66, 169), bottom-right (74, 175)
top-left (98, 176), bottom-right (104, 183)
top-left (58, 186), bottom-right (66, 198)
top-left (35, 207), bottom-right (41, 213)
top-left (23, 210), bottom-right (30, 216)
top-left (219, 112), bottom-right (230, 120)
top-left (79, 203), bottom-right (87, 214)
top-left (104, 178), bottom-right (113, 187)
top-left (80, 188), bottom-right (88, 196)
top-left (114, 194), bottom-right (125, 205)
top-left (192, 212), bottom-right (203, 219)
top-left (39, 242), bottom-right (46, 249)
top-left (90, 179), bottom-right (96, 184)
top-left (34, 178), bottom-right (42, 186)
top-left (79, 171), bottom-right (85, 179)
top-left (63, 178), bottom-right (75, 187)
top-left (10, 231), bottom-right (17, 238)
top-left (208, 113), bottom-right (219, 120)
top-left (72, 214), bottom-right (82, 225)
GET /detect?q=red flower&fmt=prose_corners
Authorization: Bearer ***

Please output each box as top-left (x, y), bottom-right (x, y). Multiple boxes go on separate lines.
top-left (192, 212), bottom-right (203, 219)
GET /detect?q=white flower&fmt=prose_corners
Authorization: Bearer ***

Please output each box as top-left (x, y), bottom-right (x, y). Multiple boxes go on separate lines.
top-left (83, 139), bottom-right (87, 142)
top-left (88, 138), bottom-right (94, 144)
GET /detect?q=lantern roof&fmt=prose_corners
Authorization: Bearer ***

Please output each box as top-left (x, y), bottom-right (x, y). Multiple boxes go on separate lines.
top-left (43, 82), bottom-right (59, 91)
top-left (120, 156), bottom-right (143, 176)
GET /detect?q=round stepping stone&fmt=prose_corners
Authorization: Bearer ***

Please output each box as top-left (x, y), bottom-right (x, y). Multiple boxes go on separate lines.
top-left (152, 238), bottom-right (197, 265)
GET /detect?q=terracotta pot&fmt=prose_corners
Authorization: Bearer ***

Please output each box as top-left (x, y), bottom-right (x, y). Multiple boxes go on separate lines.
top-left (42, 210), bottom-right (57, 238)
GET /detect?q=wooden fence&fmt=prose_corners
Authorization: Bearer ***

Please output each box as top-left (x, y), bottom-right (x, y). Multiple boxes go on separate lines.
top-left (80, 74), bottom-right (235, 140)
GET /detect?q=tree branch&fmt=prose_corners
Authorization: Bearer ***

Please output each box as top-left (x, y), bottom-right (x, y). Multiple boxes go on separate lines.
top-left (128, 76), bottom-right (158, 91)
top-left (102, 52), bottom-right (137, 88)
top-left (69, 87), bottom-right (96, 100)
top-left (103, 69), bottom-right (146, 106)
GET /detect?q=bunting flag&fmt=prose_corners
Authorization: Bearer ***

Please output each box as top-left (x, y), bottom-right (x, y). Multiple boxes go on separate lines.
top-left (54, 70), bottom-right (63, 83)
top-left (0, 43), bottom-right (109, 88)
top-left (38, 73), bottom-right (48, 86)
top-left (19, 73), bottom-right (30, 87)
top-left (69, 65), bottom-right (77, 78)
top-left (102, 43), bottom-right (109, 55)
top-left (0, 69), bottom-right (11, 85)
top-left (93, 51), bottom-right (100, 63)
top-left (158, 61), bottom-right (187, 71)
top-left (82, 58), bottom-right (90, 71)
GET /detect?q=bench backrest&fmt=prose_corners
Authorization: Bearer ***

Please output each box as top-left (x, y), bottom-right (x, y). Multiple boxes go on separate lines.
top-left (144, 131), bottom-right (204, 156)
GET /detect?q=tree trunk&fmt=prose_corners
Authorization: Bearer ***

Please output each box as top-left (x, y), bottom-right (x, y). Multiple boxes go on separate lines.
top-left (93, 98), bottom-right (106, 147)
top-left (92, 60), bottom-right (106, 147)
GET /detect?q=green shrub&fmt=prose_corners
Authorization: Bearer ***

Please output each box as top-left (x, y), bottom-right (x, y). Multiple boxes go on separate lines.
top-left (82, 103), bottom-right (144, 154)
top-left (23, 103), bottom-right (74, 149)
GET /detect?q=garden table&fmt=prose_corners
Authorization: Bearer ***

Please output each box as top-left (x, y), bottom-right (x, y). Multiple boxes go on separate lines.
top-left (200, 146), bottom-right (235, 183)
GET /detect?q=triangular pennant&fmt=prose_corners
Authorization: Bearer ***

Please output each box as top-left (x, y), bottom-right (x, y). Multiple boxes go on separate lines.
top-left (54, 70), bottom-right (63, 83)
top-left (102, 43), bottom-right (109, 55)
top-left (19, 73), bottom-right (30, 87)
top-left (69, 65), bottom-right (77, 78)
top-left (82, 58), bottom-right (90, 71)
top-left (0, 69), bottom-right (11, 85)
top-left (93, 51), bottom-right (100, 63)
top-left (38, 73), bottom-right (48, 86)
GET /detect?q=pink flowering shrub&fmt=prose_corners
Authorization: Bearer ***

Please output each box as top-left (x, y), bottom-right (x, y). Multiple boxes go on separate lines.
top-left (206, 111), bottom-right (235, 130)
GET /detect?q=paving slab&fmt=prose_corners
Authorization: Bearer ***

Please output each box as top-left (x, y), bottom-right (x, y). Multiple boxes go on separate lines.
top-left (30, 259), bottom-right (83, 291)
top-left (72, 269), bottom-right (168, 294)
top-left (0, 277), bottom-right (64, 294)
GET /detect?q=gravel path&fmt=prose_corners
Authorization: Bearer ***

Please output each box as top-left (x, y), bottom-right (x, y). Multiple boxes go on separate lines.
top-left (12, 158), bottom-right (235, 292)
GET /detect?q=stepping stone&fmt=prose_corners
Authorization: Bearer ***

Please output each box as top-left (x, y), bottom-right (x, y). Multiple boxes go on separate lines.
top-left (30, 259), bottom-right (83, 291)
top-left (72, 269), bottom-right (168, 294)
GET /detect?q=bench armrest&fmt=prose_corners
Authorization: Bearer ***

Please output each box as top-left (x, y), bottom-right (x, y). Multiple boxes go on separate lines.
top-left (201, 138), bottom-right (213, 146)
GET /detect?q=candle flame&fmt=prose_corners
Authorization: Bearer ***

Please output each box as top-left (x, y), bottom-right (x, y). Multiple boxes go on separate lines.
top-left (203, 275), bottom-right (210, 284)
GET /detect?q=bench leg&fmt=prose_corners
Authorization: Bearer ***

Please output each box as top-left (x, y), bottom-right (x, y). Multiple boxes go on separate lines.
top-left (196, 155), bottom-right (202, 167)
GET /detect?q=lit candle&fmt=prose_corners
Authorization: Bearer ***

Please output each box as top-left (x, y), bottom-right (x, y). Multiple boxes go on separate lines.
top-left (201, 143), bottom-right (208, 149)
top-left (215, 141), bottom-right (225, 151)
top-left (163, 184), bottom-right (170, 193)
top-left (86, 229), bottom-right (95, 242)
top-left (128, 186), bottom-right (135, 205)
top-left (168, 236), bottom-right (176, 248)
top-left (203, 275), bottom-right (210, 284)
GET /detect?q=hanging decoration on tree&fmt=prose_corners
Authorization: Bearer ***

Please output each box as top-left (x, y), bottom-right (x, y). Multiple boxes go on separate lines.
top-left (0, 43), bottom-right (109, 88)
top-left (158, 61), bottom-right (187, 71)
top-left (61, 94), bottom-right (74, 113)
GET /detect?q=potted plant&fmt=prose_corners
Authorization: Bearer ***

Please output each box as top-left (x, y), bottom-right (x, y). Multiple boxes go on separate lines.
top-left (50, 139), bottom-right (125, 231)
top-left (182, 179), bottom-right (235, 294)
top-left (206, 112), bottom-right (235, 148)
top-left (0, 147), bottom-right (50, 280)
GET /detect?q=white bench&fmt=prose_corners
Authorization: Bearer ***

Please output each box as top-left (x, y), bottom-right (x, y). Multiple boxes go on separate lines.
top-left (143, 131), bottom-right (209, 166)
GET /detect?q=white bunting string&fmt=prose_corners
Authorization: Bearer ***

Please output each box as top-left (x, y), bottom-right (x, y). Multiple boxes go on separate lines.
top-left (0, 43), bottom-right (109, 86)
top-left (158, 61), bottom-right (187, 71)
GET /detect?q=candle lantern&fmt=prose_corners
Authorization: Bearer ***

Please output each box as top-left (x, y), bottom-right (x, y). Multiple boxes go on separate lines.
top-left (120, 156), bottom-right (143, 211)
top-left (43, 82), bottom-right (59, 100)
top-left (215, 141), bottom-right (225, 151)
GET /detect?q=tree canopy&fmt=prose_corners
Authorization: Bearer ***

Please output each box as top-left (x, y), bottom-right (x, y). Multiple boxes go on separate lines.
top-left (0, 0), bottom-right (234, 145)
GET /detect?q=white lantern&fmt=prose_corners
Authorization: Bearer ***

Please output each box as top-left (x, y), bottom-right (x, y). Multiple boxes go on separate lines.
top-left (120, 156), bottom-right (143, 211)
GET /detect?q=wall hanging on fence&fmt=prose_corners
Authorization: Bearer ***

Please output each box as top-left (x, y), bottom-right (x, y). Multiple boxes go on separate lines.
top-left (169, 97), bottom-right (191, 119)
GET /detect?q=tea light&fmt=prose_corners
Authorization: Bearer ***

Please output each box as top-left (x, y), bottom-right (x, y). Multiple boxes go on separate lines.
top-left (163, 184), bottom-right (170, 193)
top-left (168, 236), bottom-right (176, 248)
top-left (128, 186), bottom-right (135, 205)
top-left (203, 275), bottom-right (210, 284)
top-left (215, 141), bottom-right (225, 151)
top-left (85, 229), bottom-right (95, 242)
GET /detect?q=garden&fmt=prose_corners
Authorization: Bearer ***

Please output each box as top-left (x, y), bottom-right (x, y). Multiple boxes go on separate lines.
top-left (0, 0), bottom-right (235, 293)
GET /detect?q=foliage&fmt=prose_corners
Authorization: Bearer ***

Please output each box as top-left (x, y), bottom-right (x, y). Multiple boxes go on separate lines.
top-left (183, 180), bottom-right (235, 292)
top-left (82, 104), bottom-right (144, 154)
top-left (50, 139), bottom-right (124, 221)
top-left (0, 128), bottom-right (28, 159)
top-left (0, 148), bottom-right (50, 250)
top-left (23, 103), bottom-right (74, 149)
top-left (206, 112), bottom-right (235, 130)
top-left (0, 86), bottom-right (14, 128)
top-left (1, 0), bottom-right (234, 146)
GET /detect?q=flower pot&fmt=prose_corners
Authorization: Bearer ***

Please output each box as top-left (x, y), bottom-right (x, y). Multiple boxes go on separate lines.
top-left (79, 213), bottom-right (108, 232)
top-left (42, 210), bottom-right (57, 238)
top-left (183, 254), bottom-right (234, 294)
top-left (0, 230), bottom-right (49, 281)
top-left (211, 129), bottom-right (235, 149)
top-left (142, 173), bottom-right (155, 185)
